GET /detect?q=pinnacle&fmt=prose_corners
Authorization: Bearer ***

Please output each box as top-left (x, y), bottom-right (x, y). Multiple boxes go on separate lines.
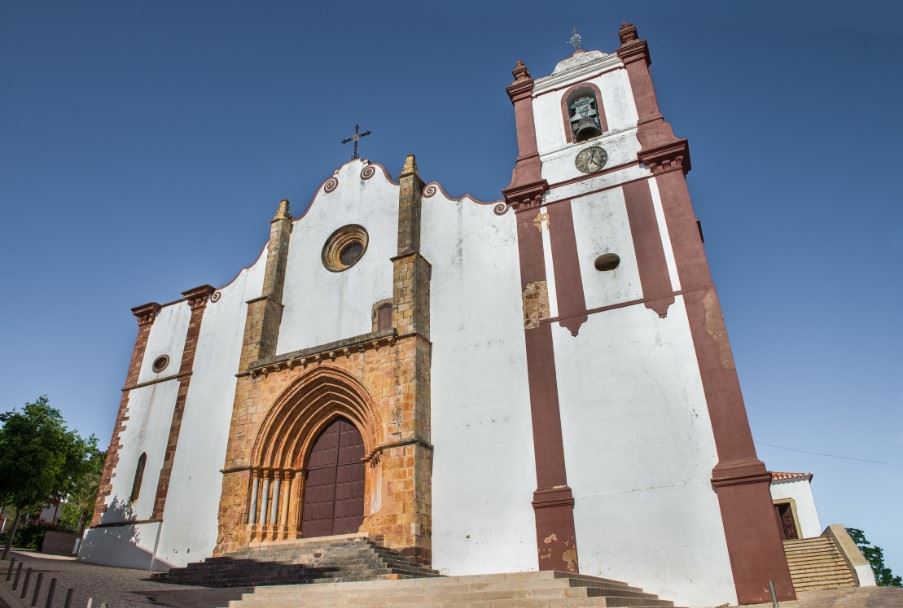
top-left (400, 154), bottom-right (418, 177)
top-left (272, 199), bottom-right (291, 222)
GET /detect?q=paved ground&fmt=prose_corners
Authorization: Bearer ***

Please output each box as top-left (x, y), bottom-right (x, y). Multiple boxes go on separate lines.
top-left (2, 551), bottom-right (902, 608)
top-left (0, 552), bottom-right (247, 608)
top-left (745, 586), bottom-right (903, 608)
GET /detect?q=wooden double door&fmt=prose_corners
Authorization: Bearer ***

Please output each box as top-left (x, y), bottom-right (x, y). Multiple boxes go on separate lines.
top-left (300, 417), bottom-right (365, 537)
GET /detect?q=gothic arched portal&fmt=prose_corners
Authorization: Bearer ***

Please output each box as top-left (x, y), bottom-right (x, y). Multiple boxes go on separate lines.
top-left (245, 367), bottom-right (380, 541)
top-left (300, 417), bottom-right (365, 537)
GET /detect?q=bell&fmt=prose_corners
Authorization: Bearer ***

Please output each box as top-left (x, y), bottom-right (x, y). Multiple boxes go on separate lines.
top-left (574, 117), bottom-right (602, 141)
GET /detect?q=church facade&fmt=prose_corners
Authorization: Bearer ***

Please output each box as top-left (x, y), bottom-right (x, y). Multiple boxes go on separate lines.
top-left (82, 24), bottom-right (797, 606)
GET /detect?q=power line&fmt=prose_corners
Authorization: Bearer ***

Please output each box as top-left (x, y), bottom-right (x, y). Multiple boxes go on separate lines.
top-left (755, 441), bottom-right (903, 468)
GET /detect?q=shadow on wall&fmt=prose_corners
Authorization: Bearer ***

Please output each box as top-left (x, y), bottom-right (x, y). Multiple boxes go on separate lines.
top-left (78, 499), bottom-right (169, 571)
top-left (99, 497), bottom-right (136, 526)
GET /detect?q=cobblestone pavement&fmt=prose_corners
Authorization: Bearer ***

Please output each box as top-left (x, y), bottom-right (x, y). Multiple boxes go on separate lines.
top-left (746, 586), bottom-right (903, 608)
top-left (0, 552), bottom-right (246, 608)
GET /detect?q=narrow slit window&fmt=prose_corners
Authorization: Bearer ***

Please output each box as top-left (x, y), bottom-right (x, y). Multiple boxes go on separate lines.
top-left (377, 303), bottom-right (393, 332)
top-left (130, 453), bottom-right (147, 503)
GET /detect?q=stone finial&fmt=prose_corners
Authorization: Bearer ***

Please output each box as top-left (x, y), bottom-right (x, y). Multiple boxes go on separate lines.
top-left (619, 22), bottom-right (638, 45)
top-left (512, 60), bottom-right (531, 83)
top-left (399, 154), bottom-right (418, 178)
top-left (272, 199), bottom-right (291, 222)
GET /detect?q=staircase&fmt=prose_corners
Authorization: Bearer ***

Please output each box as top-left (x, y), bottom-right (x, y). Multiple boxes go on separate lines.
top-left (150, 535), bottom-right (438, 588)
top-left (227, 571), bottom-right (682, 608)
top-left (783, 536), bottom-right (857, 591)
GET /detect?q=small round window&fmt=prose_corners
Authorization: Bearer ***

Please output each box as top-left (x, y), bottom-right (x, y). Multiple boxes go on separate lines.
top-left (323, 225), bottom-right (368, 272)
top-left (152, 355), bottom-right (170, 373)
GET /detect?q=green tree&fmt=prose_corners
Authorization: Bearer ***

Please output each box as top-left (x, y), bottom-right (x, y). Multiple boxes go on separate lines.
top-left (0, 396), bottom-right (95, 558)
top-left (847, 527), bottom-right (902, 587)
top-left (58, 443), bottom-right (105, 534)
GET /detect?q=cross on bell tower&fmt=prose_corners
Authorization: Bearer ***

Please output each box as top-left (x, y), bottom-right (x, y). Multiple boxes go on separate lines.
top-left (341, 124), bottom-right (372, 160)
top-left (567, 26), bottom-right (583, 52)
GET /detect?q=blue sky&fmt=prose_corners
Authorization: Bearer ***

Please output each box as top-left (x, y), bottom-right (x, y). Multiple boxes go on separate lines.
top-left (1, 1), bottom-right (901, 576)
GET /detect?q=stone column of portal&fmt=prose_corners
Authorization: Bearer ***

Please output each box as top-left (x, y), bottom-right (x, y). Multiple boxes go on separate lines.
top-left (617, 23), bottom-right (794, 604)
top-left (502, 59), bottom-right (579, 574)
top-left (247, 472), bottom-right (259, 525)
top-left (279, 471), bottom-right (293, 539)
top-left (378, 154), bottom-right (433, 565)
top-left (269, 472), bottom-right (281, 540)
top-left (91, 302), bottom-right (160, 526)
top-left (259, 475), bottom-right (271, 528)
top-left (286, 471), bottom-right (303, 540)
top-left (214, 200), bottom-right (294, 555)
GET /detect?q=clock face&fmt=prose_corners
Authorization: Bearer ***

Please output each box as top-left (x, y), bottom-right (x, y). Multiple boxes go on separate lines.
top-left (575, 146), bottom-right (608, 173)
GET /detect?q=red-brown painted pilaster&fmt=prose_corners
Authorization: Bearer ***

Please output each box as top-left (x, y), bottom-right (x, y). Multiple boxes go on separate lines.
top-left (622, 180), bottom-right (674, 317)
top-left (92, 302), bottom-right (160, 526)
top-left (503, 60), bottom-right (548, 197)
top-left (152, 284), bottom-right (215, 519)
top-left (503, 60), bottom-right (579, 573)
top-left (618, 23), bottom-right (794, 604)
top-left (547, 200), bottom-right (588, 335)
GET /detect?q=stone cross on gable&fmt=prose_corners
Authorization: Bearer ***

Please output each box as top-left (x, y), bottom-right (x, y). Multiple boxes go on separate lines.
top-left (341, 123), bottom-right (372, 160)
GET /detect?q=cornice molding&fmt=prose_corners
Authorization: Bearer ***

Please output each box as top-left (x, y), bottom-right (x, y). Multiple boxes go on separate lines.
top-left (617, 39), bottom-right (650, 66)
top-left (533, 53), bottom-right (623, 96)
top-left (131, 302), bottom-right (161, 326)
top-left (181, 284), bottom-right (216, 310)
top-left (501, 180), bottom-right (549, 214)
top-left (638, 139), bottom-right (691, 175)
top-left (506, 79), bottom-right (534, 102)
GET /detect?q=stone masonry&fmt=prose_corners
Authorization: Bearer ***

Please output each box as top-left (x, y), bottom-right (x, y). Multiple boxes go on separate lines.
top-left (214, 156), bottom-right (433, 564)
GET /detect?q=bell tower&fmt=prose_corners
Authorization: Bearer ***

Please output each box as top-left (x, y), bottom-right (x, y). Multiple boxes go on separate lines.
top-left (502, 24), bottom-right (796, 605)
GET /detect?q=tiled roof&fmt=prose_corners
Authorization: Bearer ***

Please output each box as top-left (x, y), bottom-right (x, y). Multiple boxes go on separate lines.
top-left (771, 471), bottom-right (813, 483)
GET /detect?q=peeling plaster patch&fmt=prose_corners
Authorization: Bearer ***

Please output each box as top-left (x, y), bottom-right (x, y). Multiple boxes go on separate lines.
top-left (523, 281), bottom-right (550, 329)
top-left (562, 547), bottom-right (578, 571)
top-left (532, 210), bottom-right (550, 232)
top-left (703, 289), bottom-right (735, 370)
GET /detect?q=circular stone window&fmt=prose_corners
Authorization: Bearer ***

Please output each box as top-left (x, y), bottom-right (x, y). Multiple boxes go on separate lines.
top-left (322, 225), bottom-right (369, 272)
top-left (152, 355), bottom-right (170, 373)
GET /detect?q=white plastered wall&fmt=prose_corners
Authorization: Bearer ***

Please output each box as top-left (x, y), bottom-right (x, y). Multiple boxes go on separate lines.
top-left (552, 300), bottom-right (736, 607)
top-left (533, 66), bottom-right (638, 158)
top-left (103, 301), bottom-right (192, 523)
top-left (421, 190), bottom-right (538, 574)
top-left (80, 302), bottom-right (187, 568)
top-left (569, 187), bottom-right (642, 308)
top-left (529, 50), bottom-right (737, 605)
top-left (277, 160), bottom-right (398, 354)
top-left (78, 521), bottom-right (163, 570)
top-left (770, 479), bottom-right (822, 539)
top-left (136, 303), bottom-right (190, 384)
top-left (155, 252), bottom-right (267, 567)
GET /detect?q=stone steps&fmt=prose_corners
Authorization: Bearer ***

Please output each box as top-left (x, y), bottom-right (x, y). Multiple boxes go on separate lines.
top-left (783, 537), bottom-right (857, 592)
top-left (151, 535), bottom-right (437, 588)
top-left (228, 571), bottom-right (682, 608)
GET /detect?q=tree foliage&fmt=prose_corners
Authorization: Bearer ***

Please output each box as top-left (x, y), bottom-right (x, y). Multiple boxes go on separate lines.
top-left (58, 445), bottom-right (105, 533)
top-left (0, 396), bottom-right (99, 555)
top-left (847, 527), bottom-right (902, 587)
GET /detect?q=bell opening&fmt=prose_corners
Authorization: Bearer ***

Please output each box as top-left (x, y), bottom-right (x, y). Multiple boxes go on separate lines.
top-left (574, 117), bottom-right (603, 142)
